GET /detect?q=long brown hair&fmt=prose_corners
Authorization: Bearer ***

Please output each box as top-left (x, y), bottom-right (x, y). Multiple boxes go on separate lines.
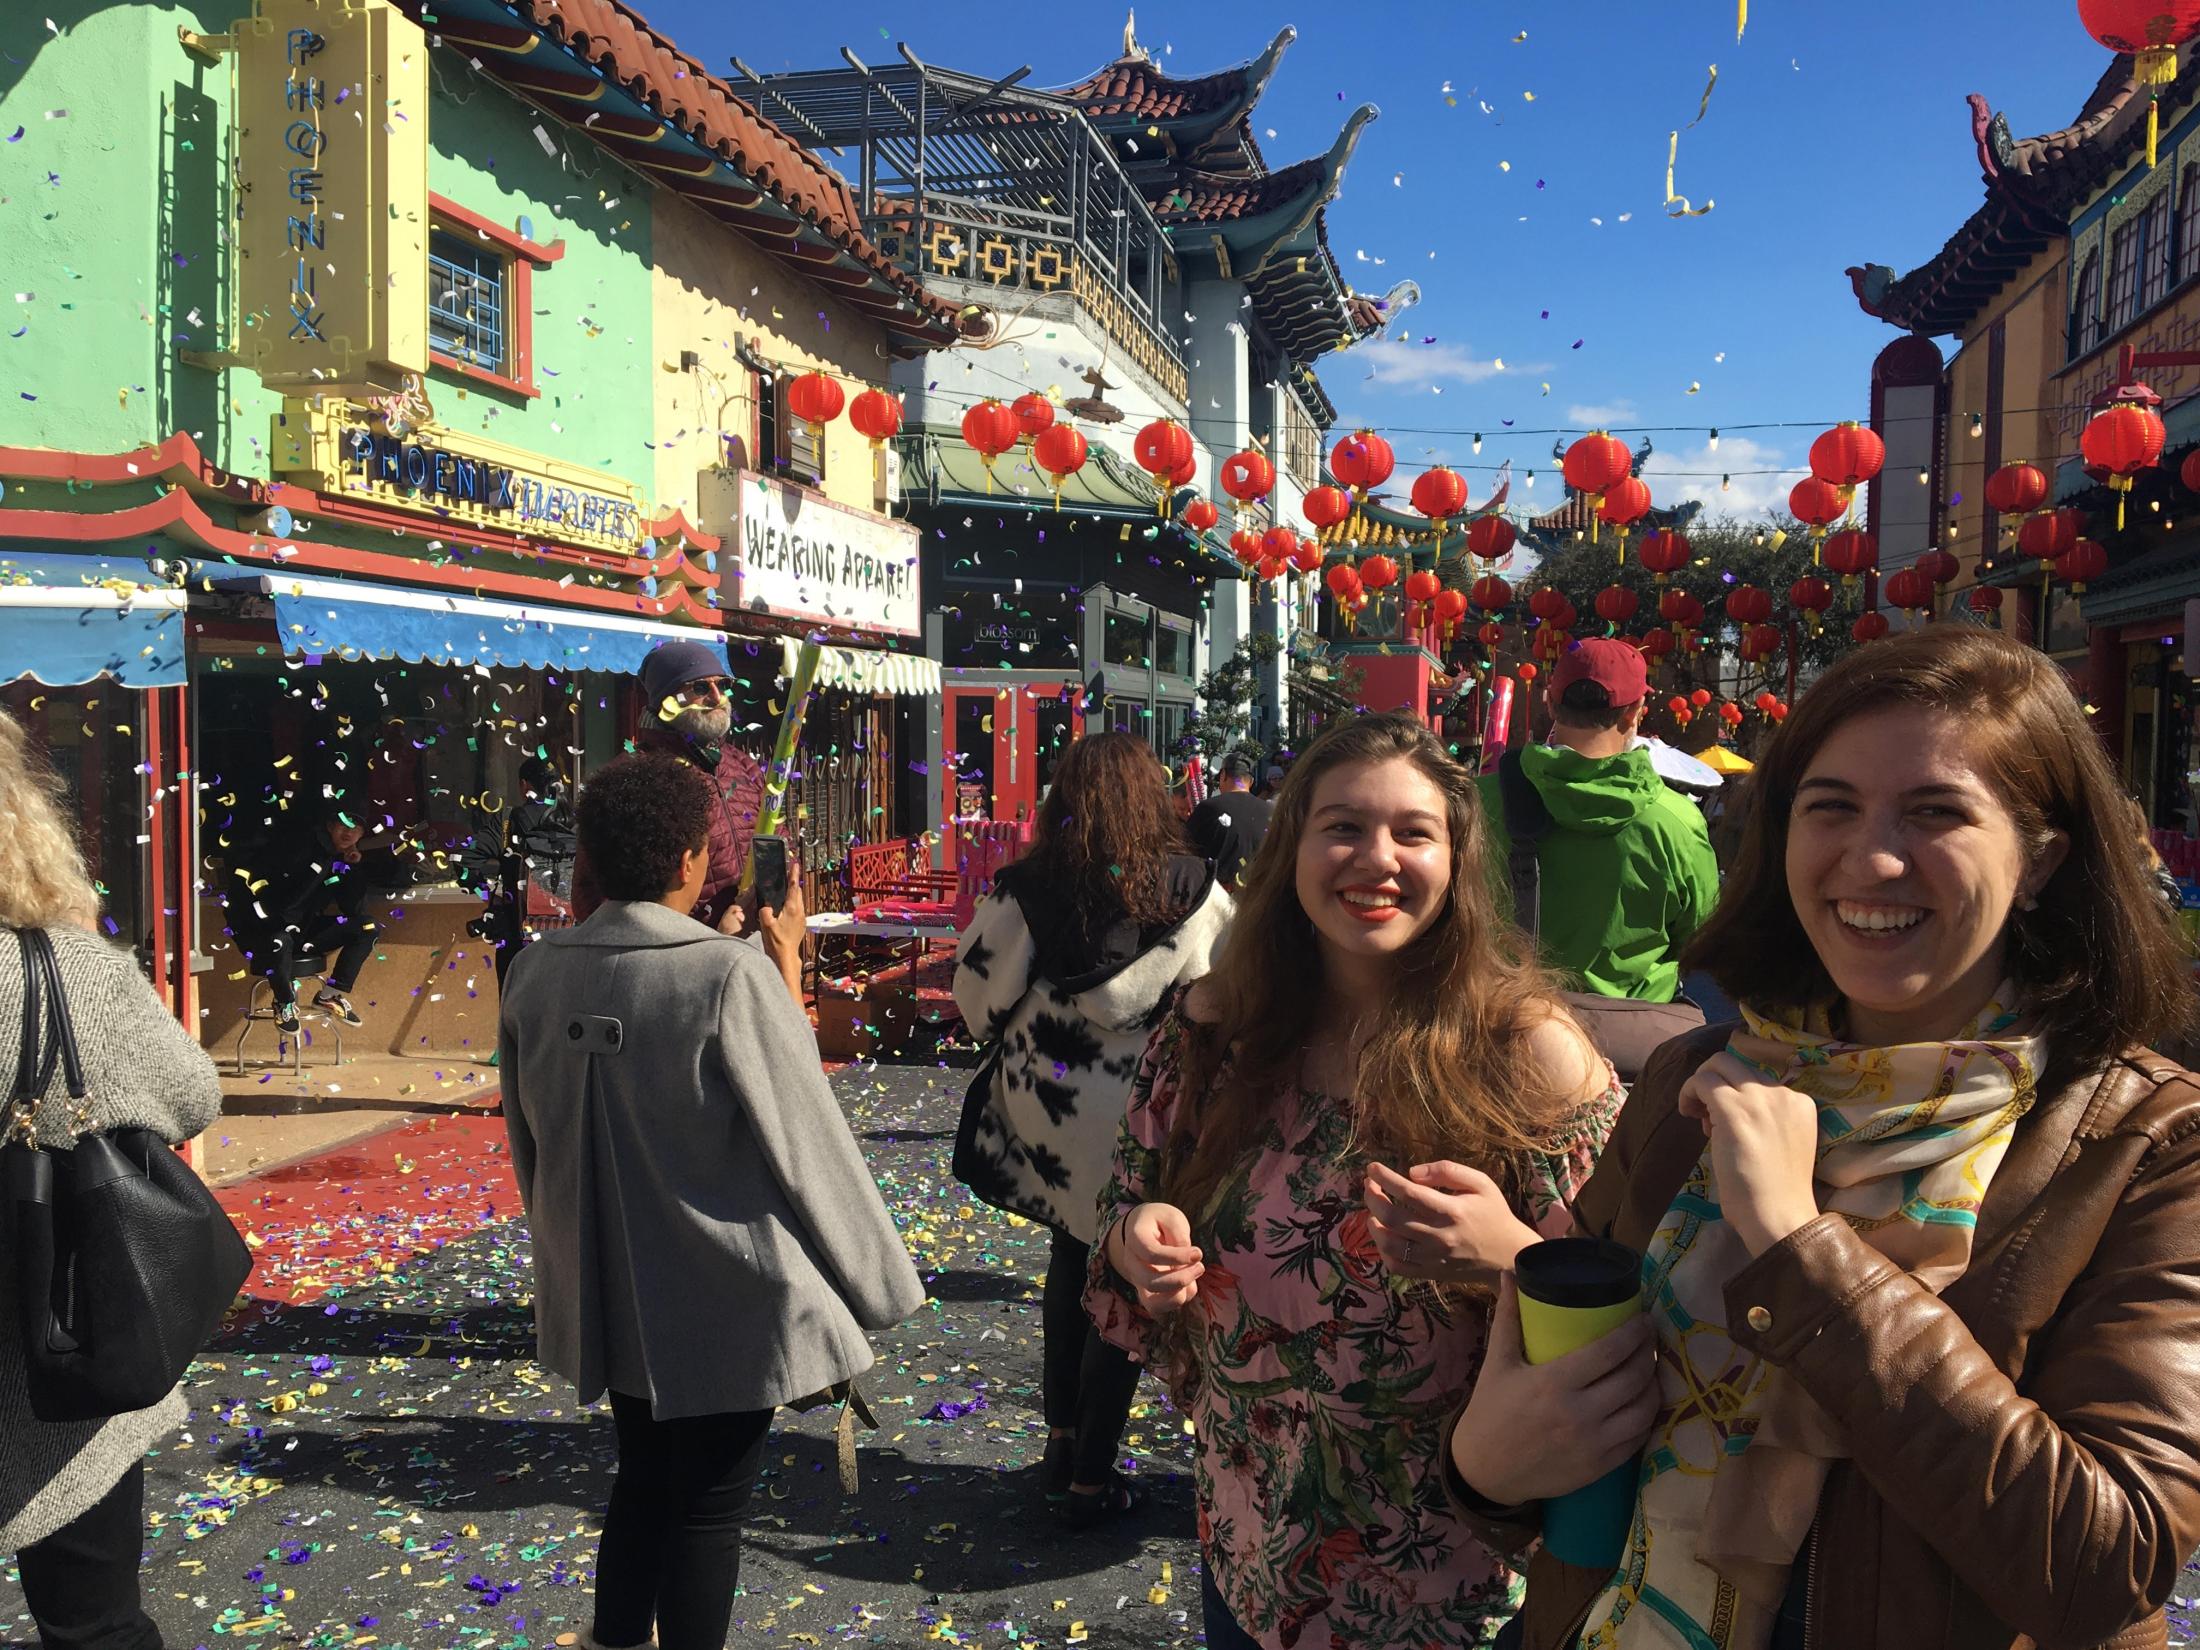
top-left (1018, 731), bottom-right (1189, 932)
top-left (1163, 712), bottom-right (1579, 1222)
top-left (1688, 625), bottom-right (2197, 1093)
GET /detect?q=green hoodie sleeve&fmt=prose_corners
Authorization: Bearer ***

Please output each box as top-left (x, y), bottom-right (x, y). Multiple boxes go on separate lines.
top-left (1670, 803), bottom-right (1721, 946)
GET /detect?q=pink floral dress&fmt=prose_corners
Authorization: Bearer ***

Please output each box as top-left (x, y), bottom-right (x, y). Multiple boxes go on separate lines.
top-left (1086, 1000), bottom-right (1620, 1650)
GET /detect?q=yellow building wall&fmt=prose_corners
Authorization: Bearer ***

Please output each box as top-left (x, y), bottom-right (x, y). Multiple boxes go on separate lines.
top-left (647, 190), bottom-right (900, 524)
top-left (1940, 242), bottom-right (2067, 592)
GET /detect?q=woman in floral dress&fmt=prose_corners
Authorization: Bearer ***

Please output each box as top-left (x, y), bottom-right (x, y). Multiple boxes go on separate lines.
top-left (1087, 712), bottom-right (1623, 1650)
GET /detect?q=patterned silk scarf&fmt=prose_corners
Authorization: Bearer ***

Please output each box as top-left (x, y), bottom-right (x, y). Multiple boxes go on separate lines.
top-left (1582, 992), bottom-right (2044, 1650)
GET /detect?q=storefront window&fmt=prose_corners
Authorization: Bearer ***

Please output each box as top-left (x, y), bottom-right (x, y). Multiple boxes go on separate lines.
top-left (428, 230), bottom-right (508, 372)
top-left (1157, 621), bottom-right (1193, 678)
top-left (1104, 609), bottom-right (1153, 669)
top-left (1, 681), bottom-right (145, 949)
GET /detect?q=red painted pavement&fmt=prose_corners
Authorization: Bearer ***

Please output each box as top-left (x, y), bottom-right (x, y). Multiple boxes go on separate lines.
top-left (215, 1109), bottom-right (519, 1308)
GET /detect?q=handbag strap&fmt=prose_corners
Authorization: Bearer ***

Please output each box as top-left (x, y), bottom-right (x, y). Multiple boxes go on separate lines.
top-left (7, 929), bottom-right (89, 1148)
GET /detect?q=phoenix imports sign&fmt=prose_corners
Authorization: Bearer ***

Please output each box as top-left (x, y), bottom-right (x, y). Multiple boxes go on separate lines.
top-left (715, 473), bottom-right (921, 638)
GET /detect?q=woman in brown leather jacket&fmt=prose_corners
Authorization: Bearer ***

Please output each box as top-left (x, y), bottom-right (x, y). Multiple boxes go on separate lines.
top-left (1445, 627), bottom-right (2200, 1650)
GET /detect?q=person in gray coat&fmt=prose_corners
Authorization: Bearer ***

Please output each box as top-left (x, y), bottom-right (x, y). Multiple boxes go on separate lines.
top-left (0, 705), bottom-right (224, 1650)
top-left (498, 754), bottom-right (924, 1650)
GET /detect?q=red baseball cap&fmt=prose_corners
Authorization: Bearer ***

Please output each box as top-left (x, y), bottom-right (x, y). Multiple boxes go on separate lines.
top-left (1549, 637), bottom-right (1648, 708)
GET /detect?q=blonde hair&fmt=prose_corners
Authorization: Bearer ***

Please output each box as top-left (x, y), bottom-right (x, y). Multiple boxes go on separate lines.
top-left (0, 707), bottom-right (101, 931)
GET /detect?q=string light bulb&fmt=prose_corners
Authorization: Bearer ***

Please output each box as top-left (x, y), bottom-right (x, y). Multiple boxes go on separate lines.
top-left (1721, 474), bottom-right (1732, 491)
top-left (1970, 413), bottom-right (1984, 438)
top-left (1472, 433), bottom-right (1483, 454)
top-left (1525, 469), bottom-right (1536, 488)
top-left (1917, 467), bottom-right (1930, 485)
top-left (1708, 429), bottom-right (1720, 450)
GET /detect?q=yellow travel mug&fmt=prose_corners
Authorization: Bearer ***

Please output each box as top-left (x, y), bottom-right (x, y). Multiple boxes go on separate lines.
top-left (1513, 1237), bottom-right (1644, 1571)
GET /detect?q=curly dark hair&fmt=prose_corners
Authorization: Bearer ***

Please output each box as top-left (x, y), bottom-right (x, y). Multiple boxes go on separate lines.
top-left (576, 755), bottom-right (714, 901)
top-left (1019, 731), bottom-right (1188, 931)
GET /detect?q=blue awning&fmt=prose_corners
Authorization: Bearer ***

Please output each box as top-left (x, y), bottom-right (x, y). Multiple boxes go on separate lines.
top-left (0, 556), bottom-right (190, 688)
top-left (221, 571), bottom-right (729, 674)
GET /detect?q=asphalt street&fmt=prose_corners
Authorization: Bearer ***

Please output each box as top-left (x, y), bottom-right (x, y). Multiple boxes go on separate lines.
top-left (4, 1059), bottom-right (2198, 1648)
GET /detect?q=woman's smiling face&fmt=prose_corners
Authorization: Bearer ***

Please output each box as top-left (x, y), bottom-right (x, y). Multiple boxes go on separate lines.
top-left (1785, 706), bottom-right (2065, 1046)
top-left (1295, 756), bottom-right (1455, 978)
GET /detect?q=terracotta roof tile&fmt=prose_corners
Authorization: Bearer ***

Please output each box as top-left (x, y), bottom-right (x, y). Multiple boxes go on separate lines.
top-left (1060, 57), bottom-right (1251, 122)
top-left (402, 0), bottom-right (956, 345)
top-left (1152, 155), bottom-right (1328, 224)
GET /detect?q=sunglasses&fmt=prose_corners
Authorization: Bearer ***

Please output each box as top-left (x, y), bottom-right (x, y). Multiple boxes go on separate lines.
top-left (673, 677), bottom-right (731, 706)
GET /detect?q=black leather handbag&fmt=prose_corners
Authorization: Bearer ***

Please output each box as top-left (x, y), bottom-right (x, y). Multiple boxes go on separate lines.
top-left (3, 927), bottom-right (253, 1422)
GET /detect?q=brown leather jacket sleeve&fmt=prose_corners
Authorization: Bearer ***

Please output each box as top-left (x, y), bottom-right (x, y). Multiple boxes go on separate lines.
top-left (1726, 1104), bottom-right (2200, 1648)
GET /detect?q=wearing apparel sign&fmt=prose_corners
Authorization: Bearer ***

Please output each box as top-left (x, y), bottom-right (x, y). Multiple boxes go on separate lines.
top-left (715, 472), bottom-right (921, 638)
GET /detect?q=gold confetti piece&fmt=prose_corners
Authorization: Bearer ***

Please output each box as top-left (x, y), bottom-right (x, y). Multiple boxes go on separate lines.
top-left (1737, 0), bottom-right (1748, 41)
top-left (1523, 90), bottom-right (1536, 102)
top-left (1664, 131), bottom-right (1716, 216)
top-left (1688, 64), bottom-right (1719, 127)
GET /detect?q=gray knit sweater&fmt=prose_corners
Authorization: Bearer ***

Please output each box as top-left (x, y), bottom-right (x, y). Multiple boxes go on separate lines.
top-left (0, 924), bottom-right (223, 1552)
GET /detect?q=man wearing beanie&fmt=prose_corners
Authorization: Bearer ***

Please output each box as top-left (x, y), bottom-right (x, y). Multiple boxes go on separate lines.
top-left (571, 639), bottom-right (767, 934)
top-left (1476, 637), bottom-right (1717, 1005)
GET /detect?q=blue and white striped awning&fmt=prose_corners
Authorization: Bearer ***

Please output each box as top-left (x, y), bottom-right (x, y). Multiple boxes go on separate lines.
top-left (0, 557), bottom-right (190, 687)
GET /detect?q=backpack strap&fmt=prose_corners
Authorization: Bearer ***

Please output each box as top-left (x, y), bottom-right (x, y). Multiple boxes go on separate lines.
top-left (1495, 751), bottom-right (1554, 939)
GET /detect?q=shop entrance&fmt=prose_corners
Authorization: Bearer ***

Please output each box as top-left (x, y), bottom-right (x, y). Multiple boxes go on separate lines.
top-left (942, 680), bottom-right (1085, 825)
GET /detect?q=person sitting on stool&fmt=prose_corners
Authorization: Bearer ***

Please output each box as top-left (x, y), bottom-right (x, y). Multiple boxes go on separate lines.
top-left (230, 807), bottom-right (381, 1033)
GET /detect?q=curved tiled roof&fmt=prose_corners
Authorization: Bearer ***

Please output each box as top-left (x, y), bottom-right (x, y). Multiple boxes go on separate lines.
top-left (1154, 153), bottom-right (1331, 225)
top-left (401, 0), bottom-right (958, 347)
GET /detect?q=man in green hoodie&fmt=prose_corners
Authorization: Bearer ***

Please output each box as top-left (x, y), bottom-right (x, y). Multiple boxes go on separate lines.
top-left (1476, 638), bottom-right (1719, 1003)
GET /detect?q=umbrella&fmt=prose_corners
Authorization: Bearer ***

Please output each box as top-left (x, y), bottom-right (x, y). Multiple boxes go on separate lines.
top-left (1698, 745), bottom-right (1755, 776)
top-left (1632, 736), bottom-right (1723, 792)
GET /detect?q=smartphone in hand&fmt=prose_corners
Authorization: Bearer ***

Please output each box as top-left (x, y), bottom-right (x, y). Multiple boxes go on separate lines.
top-left (751, 834), bottom-right (790, 913)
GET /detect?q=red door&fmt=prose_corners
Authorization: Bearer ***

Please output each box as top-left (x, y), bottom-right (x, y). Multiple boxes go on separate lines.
top-left (942, 684), bottom-right (1085, 825)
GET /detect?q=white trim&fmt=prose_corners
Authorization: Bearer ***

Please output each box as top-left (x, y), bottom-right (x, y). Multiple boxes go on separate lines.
top-left (781, 635), bottom-right (942, 697)
top-left (231, 572), bottom-right (724, 643)
top-left (0, 586), bottom-right (190, 612)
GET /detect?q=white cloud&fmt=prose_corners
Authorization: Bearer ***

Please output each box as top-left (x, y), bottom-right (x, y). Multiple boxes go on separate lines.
top-left (1639, 435), bottom-right (1802, 521)
top-left (1565, 401), bottom-right (1638, 427)
top-left (1352, 337), bottom-right (1516, 389)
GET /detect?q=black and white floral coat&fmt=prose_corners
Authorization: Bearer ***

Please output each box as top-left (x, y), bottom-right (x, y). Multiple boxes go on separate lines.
top-left (951, 856), bottom-right (1233, 1243)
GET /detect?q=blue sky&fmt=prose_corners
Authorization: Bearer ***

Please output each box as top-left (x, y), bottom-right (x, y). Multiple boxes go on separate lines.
top-left (660, 0), bottom-right (2097, 519)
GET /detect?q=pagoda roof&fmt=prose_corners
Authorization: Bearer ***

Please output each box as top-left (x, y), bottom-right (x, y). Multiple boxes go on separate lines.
top-left (1057, 24), bottom-right (1296, 163)
top-left (1522, 496), bottom-right (1702, 549)
top-left (399, 0), bottom-right (958, 351)
top-left (1848, 46), bottom-right (2200, 337)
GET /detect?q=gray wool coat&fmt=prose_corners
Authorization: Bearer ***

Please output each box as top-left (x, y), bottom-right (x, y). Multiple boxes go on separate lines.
top-left (497, 901), bottom-right (926, 1419)
top-left (0, 924), bottom-right (224, 1552)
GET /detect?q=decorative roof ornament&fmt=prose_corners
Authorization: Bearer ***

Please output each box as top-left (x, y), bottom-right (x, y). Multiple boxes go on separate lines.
top-left (1122, 10), bottom-right (1154, 66)
top-left (1064, 363), bottom-right (1126, 426)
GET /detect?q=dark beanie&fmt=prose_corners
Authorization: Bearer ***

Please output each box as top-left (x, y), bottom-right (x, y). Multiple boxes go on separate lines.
top-left (638, 639), bottom-right (727, 712)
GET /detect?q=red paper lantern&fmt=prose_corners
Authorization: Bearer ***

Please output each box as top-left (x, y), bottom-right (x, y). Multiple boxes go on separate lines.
top-left (1883, 566), bottom-right (1934, 612)
top-left (1529, 586), bottom-right (1572, 622)
top-left (1359, 553), bottom-right (1400, 592)
top-left (961, 399), bottom-right (1022, 491)
top-left (1667, 696), bottom-right (1690, 716)
top-left (1640, 627), bottom-right (1677, 660)
top-left (1477, 621), bottom-right (1506, 649)
top-left (1466, 514), bottom-right (1519, 562)
top-left (1969, 585), bottom-right (2006, 613)
top-left (1303, 484), bottom-right (1352, 532)
top-left (1852, 611), bottom-right (1891, 643)
top-left (1754, 691), bottom-right (1779, 712)
top-left (2181, 448), bottom-right (2200, 497)
top-left (785, 370), bottom-right (845, 439)
top-left (1562, 432), bottom-right (1634, 544)
top-left (848, 388), bottom-right (903, 448)
top-left (1259, 557), bottom-right (1290, 584)
top-left (1169, 452), bottom-right (1197, 490)
top-left (2061, 537), bottom-right (2110, 591)
top-left (1689, 687), bottom-right (1713, 708)
top-left (1410, 467), bottom-right (1470, 535)
top-left (1594, 585), bottom-right (1639, 626)
top-left (1809, 422), bottom-right (1885, 490)
top-left (1596, 475), bottom-right (1654, 561)
top-left (1822, 528), bottom-right (1879, 584)
top-left (2017, 507), bottom-right (2080, 562)
top-left (1433, 587), bottom-right (1470, 639)
top-left (1290, 536), bottom-right (1326, 574)
top-left (1727, 584), bottom-right (1774, 626)
top-left (2077, 3), bottom-right (2200, 166)
top-left (2081, 401), bottom-right (2167, 527)
top-left (1220, 449), bottom-right (1276, 504)
top-left (1181, 499), bottom-right (1221, 533)
top-left (1011, 392), bottom-right (1056, 442)
top-left (1404, 569), bottom-right (1444, 629)
top-left (1660, 589), bottom-right (1705, 628)
top-left (1518, 663), bottom-right (1539, 683)
top-left (1331, 430), bottom-right (1396, 498)
top-left (1133, 419), bottom-right (1195, 514)
top-left (1984, 462), bottom-right (2050, 516)
top-left (1916, 548), bottom-right (1961, 586)
top-left (1229, 529), bottom-right (1265, 568)
top-left (1742, 623), bottom-right (1783, 663)
top-left (1638, 529), bottom-right (1692, 579)
top-left (1030, 422), bottom-right (1089, 508)
top-left (1472, 574), bottom-right (1513, 614)
top-left (1789, 575), bottom-right (1834, 615)
top-left (1789, 476), bottom-right (1848, 532)
top-left (1325, 562), bottom-right (1367, 629)
top-left (1261, 526), bottom-right (1300, 564)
